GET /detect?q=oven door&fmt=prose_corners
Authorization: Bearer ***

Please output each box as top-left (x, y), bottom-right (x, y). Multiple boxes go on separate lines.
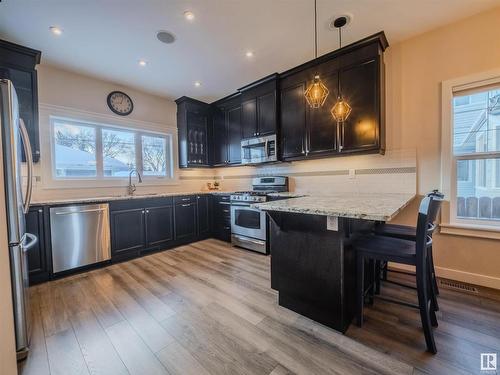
top-left (230, 203), bottom-right (266, 240)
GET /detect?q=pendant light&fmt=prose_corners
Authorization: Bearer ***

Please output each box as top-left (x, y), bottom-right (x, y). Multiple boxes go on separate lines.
top-left (304, 0), bottom-right (329, 109)
top-left (331, 16), bottom-right (352, 122)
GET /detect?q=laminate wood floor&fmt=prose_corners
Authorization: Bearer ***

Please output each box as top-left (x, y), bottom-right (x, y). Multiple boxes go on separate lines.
top-left (19, 239), bottom-right (500, 375)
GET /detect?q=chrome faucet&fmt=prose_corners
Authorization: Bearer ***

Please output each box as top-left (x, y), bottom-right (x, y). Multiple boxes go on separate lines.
top-left (128, 169), bottom-right (143, 195)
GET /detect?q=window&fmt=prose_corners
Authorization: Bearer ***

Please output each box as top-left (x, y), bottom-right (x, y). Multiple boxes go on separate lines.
top-left (451, 85), bottom-right (500, 224)
top-left (51, 117), bottom-right (172, 180)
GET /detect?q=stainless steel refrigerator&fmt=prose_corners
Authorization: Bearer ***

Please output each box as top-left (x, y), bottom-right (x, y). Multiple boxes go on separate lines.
top-left (0, 79), bottom-right (37, 360)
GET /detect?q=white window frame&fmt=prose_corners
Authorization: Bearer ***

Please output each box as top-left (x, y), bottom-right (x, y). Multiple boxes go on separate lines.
top-left (38, 104), bottom-right (179, 189)
top-left (441, 69), bottom-right (500, 239)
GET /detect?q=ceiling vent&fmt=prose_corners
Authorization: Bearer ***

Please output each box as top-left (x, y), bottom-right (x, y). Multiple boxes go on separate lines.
top-left (156, 31), bottom-right (176, 44)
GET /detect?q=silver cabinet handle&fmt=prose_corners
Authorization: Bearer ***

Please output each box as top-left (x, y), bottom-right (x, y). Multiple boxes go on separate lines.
top-left (181, 198), bottom-right (190, 201)
top-left (146, 210), bottom-right (150, 213)
top-left (182, 203), bottom-right (192, 207)
top-left (19, 118), bottom-right (33, 214)
top-left (38, 209), bottom-right (43, 213)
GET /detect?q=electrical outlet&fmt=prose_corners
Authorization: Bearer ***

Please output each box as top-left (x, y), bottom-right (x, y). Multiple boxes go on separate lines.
top-left (348, 169), bottom-right (356, 179)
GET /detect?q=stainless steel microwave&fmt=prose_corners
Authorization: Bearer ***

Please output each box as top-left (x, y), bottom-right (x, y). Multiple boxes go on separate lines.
top-left (241, 134), bottom-right (277, 164)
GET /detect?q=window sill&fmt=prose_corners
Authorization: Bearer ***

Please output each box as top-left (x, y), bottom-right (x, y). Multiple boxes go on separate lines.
top-left (440, 223), bottom-right (500, 240)
top-left (39, 177), bottom-right (181, 190)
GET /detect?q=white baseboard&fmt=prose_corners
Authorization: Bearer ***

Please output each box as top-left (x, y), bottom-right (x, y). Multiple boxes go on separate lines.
top-left (389, 263), bottom-right (500, 290)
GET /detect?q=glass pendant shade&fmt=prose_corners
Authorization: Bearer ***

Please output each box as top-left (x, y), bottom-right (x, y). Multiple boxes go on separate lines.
top-left (331, 96), bottom-right (352, 122)
top-left (305, 75), bottom-right (329, 108)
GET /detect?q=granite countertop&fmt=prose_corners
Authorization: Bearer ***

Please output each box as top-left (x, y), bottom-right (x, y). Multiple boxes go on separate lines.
top-left (31, 190), bottom-right (236, 206)
top-left (253, 193), bottom-right (416, 221)
top-left (266, 192), bottom-right (307, 198)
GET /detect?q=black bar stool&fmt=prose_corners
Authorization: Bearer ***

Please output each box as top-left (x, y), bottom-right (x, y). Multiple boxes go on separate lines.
top-left (374, 190), bottom-right (443, 307)
top-left (353, 195), bottom-right (443, 354)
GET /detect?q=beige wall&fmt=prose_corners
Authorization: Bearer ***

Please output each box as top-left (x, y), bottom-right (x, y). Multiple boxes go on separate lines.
top-left (32, 65), bottom-right (215, 202)
top-left (384, 7), bottom-right (500, 288)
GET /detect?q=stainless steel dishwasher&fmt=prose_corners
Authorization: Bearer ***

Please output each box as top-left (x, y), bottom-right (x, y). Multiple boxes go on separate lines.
top-left (50, 203), bottom-right (111, 273)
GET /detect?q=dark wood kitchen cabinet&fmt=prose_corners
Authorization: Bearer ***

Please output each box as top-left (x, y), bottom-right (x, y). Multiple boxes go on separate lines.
top-left (0, 39), bottom-right (41, 162)
top-left (240, 74), bottom-right (279, 139)
top-left (280, 32), bottom-right (387, 161)
top-left (176, 97), bottom-right (211, 168)
top-left (110, 197), bottom-right (175, 260)
top-left (175, 201), bottom-right (197, 241)
top-left (25, 206), bottom-right (50, 284)
top-left (212, 194), bottom-right (231, 242)
top-left (175, 32), bottom-right (388, 166)
top-left (196, 195), bottom-right (211, 239)
top-left (110, 208), bottom-right (145, 259)
top-left (145, 205), bottom-right (174, 248)
top-left (211, 93), bottom-right (242, 166)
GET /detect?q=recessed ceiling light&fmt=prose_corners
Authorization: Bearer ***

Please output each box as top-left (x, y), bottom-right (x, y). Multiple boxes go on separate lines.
top-left (184, 11), bottom-right (195, 21)
top-left (138, 59), bottom-right (147, 67)
top-left (194, 81), bottom-right (201, 87)
top-left (49, 26), bottom-right (63, 36)
top-left (156, 30), bottom-right (176, 44)
top-left (245, 51), bottom-right (254, 58)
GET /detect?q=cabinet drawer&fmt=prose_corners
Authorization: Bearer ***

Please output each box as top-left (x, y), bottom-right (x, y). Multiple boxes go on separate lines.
top-left (173, 195), bottom-right (196, 205)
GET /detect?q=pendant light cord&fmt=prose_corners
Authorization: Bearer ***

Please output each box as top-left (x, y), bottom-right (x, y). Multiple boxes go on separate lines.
top-left (314, 0), bottom-right (318, 58)
top-left (339, 26), bottom-right (342, 49)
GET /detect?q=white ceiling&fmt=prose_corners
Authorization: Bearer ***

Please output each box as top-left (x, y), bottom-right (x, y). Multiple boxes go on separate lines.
top-left (1, 0), bottom-right (499, 102)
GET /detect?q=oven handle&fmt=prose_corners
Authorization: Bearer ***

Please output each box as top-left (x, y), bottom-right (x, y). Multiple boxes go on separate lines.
top-left (230, 202), bottom-right (253, 207)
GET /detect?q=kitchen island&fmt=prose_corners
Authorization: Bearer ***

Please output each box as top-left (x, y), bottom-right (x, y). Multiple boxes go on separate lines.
top-left (253, 193), bottom-right (415, 333)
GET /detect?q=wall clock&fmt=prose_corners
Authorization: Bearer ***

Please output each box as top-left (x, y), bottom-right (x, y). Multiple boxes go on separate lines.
top-left (107, 91), bottom-right (134, 116)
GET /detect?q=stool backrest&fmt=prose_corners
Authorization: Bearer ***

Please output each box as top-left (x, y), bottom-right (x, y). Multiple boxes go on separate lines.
top-left (416, 196), bottom-right (443, 268)
top-left (426, 190), bottom-right (444, 233)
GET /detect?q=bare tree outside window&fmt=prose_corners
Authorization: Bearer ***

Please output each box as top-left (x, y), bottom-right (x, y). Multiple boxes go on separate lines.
top-left (142, 135), bottom-right (167, 176)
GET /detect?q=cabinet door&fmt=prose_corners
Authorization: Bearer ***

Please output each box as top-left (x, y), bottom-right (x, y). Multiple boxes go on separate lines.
top-left (227, 105), bottom-right (242, 164)
top-left (187, 111), bottom-right (209, 166)
top-left (307, 70), bottom-right (339, 156)
top-left (145, 205), bottom-right (173, 248)
top-left (340, 59), bottom-right (380, 152)
top-left (110, 208), bottom-right (145, 258)
top-left (8, 69), bottom-right (40, 162)
top-left (241, 99), bottom-right (257, 139)
top-left (281, 83), bottom-right (307, 159)
top-left (175, 203), bottom-right (197, 240)
top-left (197, 195), bottom-right (210, 238)
top-left (257, 92), bottom-right (276, 136)
top-left (212, 197), bottom-right (231, 242)
top-left (25, 207), bottom-right (48, 284)
top-left (212, 107), bottom-right (227, 165)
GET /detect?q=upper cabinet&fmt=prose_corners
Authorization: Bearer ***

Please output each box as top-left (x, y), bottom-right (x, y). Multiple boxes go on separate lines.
top-left (211, 94), bottom-right (242, 166)
top-left (176, 97), bottom-right (211, 168)
top-left (0, 39), bottom-right (41, 162)
top-left (279, 33), bottom-right (387, 161)
top-left (175, 32), bottom-right (388, 168)
top-left (240, 74), bottom-right (279, 139)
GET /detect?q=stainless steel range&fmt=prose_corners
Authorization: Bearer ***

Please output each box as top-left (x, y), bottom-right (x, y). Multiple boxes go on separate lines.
top-left (230, 176), bottom-right (288, 254)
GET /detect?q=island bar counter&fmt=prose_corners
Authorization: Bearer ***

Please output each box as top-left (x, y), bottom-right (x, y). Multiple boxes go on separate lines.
top-left (254, 193), bottom-right (415, 333)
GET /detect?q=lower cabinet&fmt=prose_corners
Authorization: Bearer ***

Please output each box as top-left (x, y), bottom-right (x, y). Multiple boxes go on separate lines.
top-left (145, 205), bottom-right (174, 248)
top-left (196, 195), bottom-right (211, 238)
top-left (212, 195), bottom-right (231, 242)
top-left (25, 206), bottom-right (50, 285)
top-left (110, 208), bottom-right (146, 260)
top-left (175, 202), bottom-right (197, 241)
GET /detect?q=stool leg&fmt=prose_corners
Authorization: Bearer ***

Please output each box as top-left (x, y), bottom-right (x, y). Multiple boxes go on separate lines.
top-left (428, 256), bottom-right (439, 312)
top-left (382, 261), bottom-right (388, 281)
top-left (375, 260), bottom-right (381, 295)
top-left (356, 254), bottom-right (365, 327)
top-left (416, 260), bottom-right (437, 354)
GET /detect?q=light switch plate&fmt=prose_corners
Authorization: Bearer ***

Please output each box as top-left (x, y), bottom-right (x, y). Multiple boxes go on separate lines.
top-left (327, 216), bottom-right (338, 231)
top-left (348, 169), bottom-right (356, 179)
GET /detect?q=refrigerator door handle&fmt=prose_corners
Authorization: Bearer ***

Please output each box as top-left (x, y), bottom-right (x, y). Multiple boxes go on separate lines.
top-left (19, 118), bottom-right (33, 214)
top-left (22, 233), bottom-right (38, 252)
